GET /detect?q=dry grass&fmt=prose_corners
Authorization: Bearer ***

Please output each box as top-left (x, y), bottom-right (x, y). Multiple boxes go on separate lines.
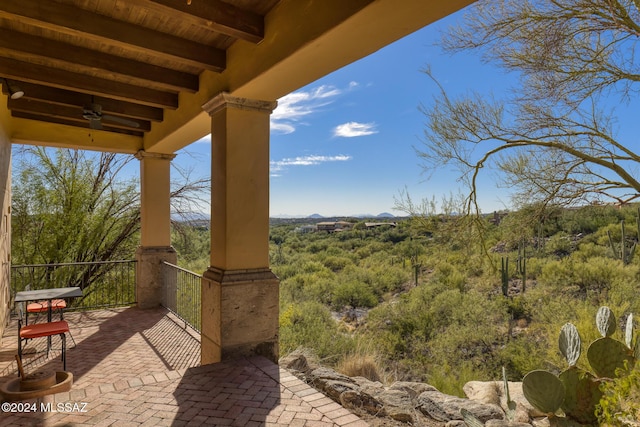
top-left (336, 352), bottom-right (382, 382)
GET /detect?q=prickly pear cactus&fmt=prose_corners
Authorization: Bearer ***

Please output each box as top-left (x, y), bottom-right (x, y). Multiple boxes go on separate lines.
top-left (559, 323), bottom-right (581, 366)
top-left (522, 370), bottom-right (565, 415)
top-left (596, 306), bottom-right (617, 337)
top-left (558, 366), bottom-right (602, 424)
top-left (587, 337), bottom-right (635, 378)
top-left (523, 307), bottom-right (638, 424)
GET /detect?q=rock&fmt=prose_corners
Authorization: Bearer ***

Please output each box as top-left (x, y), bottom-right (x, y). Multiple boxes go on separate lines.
top-left (317, 380), bottom-right (359, 401)
top-left (279, 351), bottom-right (311, 374)
top-left (310, 367), bottom-right (355, 384)
top-left (340, 389), bottom-right (385, 415)
top-left (486, 420), bottom-right (532, 427)
top-left (531, 417), bottom-right (550, 427)
top-left (352, 377), bottom-right (416, 423)
top-left (446, 421), bottom-right (467, 427)
top-left (464, 381), bottom-right (501, 406)
top-left (377, 389), bottom-right (416, 423)
top-left (463, 380), bottom-right (545, 422)
top-left (389, 380), bottom-right (438, 398)
top-left (417, 390), bottom-right (504, 422)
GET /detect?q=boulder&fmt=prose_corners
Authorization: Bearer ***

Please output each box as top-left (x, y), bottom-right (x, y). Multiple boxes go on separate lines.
top-left (463, 380), bottom-right (545, 422)
top-left (417, 389), bottom-right (504, 422)
top-left (279, 351), bottom-right (312, 374)
top-left (464, 381), bottom-right (501, 406)
top-left (340, 389), bottom-right (385, 416)
top-left (390, 380), bottom-right (438, 398)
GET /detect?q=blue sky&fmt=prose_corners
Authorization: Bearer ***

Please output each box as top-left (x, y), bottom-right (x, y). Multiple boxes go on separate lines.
top-left (176, 7), bottom-right (516, 217)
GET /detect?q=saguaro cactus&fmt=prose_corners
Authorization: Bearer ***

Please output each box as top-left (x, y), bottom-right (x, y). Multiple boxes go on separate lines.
top-left (607, 210), bottom-right (639, 264)
top-left (500, 257), bottom-right (509, 297)
top-left (516, 240), bottom-right (527, 293)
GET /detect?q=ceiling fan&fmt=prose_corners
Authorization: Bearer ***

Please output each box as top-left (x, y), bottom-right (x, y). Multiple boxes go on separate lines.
top-left (82, 101), bottom-right (140, 130)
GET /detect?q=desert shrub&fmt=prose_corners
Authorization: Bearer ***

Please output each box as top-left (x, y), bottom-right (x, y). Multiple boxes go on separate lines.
top-left (573, 257), bottom-right (619, 297)
top-left (331, 280), bottom-right (378, 309)
top-left (606, 266), bottom-right (640, 313)
top-left (323, 245), bottom-right (346, 257)
top-left (427, 361), bottom-right (485, 397)
top-left (279, 269), bottom-right (336, 305)
top-left (538, 259), bottom-right (577, 293)
top-left (371, 265), bottom-right (410, 294)
top-left (499, 336), bottom-right (546, 378)
top-left (523, 256), bottom-right (544, 280)
top-left (573, 241), bottom-right (608, 260)
top-left (307, 240), bottom-right (329, 254)
top-left (544, 233), bottom-right (574, 257)
top-left (597, 364), bottom-right (640, 425)
top-left (537, 255), bottom-right (633, 303)
top-left (322, 255), bottom-right (354, 272)
top-left (433, 262), bottom-right (467, 291)
top-left (286, 235), bottom-right (305, 251)
top-left (279, 301), bottom-right (355, 361)
top-left (355, 241), bottom-right (391, 259)
top-left (300, 260), bottom-right (332, 275)
top-left (272, 263), bottom-right (301, 280)
top-left (365, 286), bottom-right (439, 357)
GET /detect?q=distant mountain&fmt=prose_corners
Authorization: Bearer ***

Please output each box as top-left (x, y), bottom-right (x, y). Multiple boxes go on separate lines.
top-left (377, 212), bottom-right (394, 218)
top-left (172, 211), bottom-right (210, 222)
top-left (308, 213), bottom-right (325, 219)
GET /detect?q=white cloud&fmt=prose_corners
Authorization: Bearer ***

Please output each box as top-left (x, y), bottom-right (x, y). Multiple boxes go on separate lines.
top-left (333, 121), bottom-right (378, 137)
top-left (270, 85), bottom-right (345, 134)
top-left (270, 154), bottom-right (351, 175)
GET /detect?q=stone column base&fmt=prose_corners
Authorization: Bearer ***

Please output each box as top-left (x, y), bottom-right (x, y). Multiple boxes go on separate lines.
top-left (201, 267), bottom-right (279, 365)
top-left (136, 246), bottom-right (177, 309)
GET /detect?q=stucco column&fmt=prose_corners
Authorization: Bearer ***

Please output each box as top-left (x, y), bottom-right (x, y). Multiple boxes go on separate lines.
top-left (200, 92), bottom-right (279, 364)
top-left (135, 150), bottom-right (177, 309)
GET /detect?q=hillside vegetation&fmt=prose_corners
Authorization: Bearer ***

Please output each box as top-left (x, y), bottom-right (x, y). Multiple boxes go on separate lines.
top-left (265, 205), bottom-right (640, 400)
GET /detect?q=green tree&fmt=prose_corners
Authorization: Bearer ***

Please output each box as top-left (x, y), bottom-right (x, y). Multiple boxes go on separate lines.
top-left (12, 147), bottom-right (209, 296)
top-left (418, 0), bottom-right (640, 213)
top-left (12, 148), bottom-right (140, 266)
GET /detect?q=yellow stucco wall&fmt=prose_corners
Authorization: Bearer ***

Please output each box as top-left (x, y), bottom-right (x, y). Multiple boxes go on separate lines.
top-left (0, 102), bottom-right (11, 345)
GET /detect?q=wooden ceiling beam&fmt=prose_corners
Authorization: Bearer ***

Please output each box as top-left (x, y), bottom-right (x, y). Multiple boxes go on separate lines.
top-left (0, 28), bottom-right (199, 93)
top-left (146, 0), bottom-right (264, 43)
top-left (0, 0), bottom-right (226, 71)
top-left (12, 82), bottom-right (164, 122)
top-left (8, 98), bottom-right (151, 132)
top-left (12, 111), bottom-right (145, 137)
top-left (0, 57), bottom-right (178, 109)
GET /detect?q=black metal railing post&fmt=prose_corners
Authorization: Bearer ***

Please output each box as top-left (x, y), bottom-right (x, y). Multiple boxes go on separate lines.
top-left (11, 260), bottom-right (137, 311)
top-left (161, 262), bottom-right (201, 332)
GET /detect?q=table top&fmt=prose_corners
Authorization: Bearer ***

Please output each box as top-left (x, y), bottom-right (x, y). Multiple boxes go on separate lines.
top-left (14, 286), bottom-right (83, 302)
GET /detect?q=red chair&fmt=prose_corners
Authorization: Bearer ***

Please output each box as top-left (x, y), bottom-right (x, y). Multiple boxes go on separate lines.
top-left (18, 318), bottom-right (69, 372)
top-left (25, 298), bottom-right (76, 348)
top-left (26, 299), bottom-right (67, 321)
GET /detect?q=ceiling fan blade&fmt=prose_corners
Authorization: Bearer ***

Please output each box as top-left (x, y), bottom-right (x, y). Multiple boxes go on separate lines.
top-left (101, 114), bottom-right (140, 128)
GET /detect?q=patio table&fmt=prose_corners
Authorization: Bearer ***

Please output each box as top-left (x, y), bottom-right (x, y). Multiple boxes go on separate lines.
top-left (14, 287), bottom-right (82, 352)
top-left (15, 287), bottom-right (83, 323)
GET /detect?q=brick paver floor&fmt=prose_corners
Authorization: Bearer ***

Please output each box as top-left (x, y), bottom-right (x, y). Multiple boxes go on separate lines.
top-left (0, 307), bottom-right (368, 426)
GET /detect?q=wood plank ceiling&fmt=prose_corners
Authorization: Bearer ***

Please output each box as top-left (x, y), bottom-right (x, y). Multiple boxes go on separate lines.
top-left (0, 0), bottom-right (280, 137)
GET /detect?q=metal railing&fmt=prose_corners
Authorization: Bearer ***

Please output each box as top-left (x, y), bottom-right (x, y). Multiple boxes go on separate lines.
top-left (11, 260), bottom-right (137, 311)
top-left (162, 262), bottom-right (201, 333)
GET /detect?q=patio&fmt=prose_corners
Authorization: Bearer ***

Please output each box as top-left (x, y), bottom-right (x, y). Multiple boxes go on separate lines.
top-left (0, 307), bottom-right (368, 426)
